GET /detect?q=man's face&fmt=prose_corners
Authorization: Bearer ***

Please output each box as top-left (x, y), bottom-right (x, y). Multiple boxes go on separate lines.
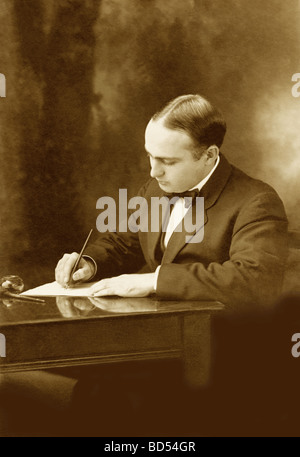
top-left (145, 120), bottom-right (210, 193)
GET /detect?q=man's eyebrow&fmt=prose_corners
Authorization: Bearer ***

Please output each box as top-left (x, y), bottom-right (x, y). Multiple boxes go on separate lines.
top-left (145, 149), bottom-right (180, 161)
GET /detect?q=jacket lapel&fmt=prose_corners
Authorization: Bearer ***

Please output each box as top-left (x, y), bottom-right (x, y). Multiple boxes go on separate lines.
top-left (145, 184), bottom-right (169, 267)
top-left (161, 153), bottom-right (232, 264)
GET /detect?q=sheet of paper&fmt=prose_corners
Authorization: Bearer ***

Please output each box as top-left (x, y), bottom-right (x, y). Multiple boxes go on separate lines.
top-left (21, 281), bottom-right (98, 297)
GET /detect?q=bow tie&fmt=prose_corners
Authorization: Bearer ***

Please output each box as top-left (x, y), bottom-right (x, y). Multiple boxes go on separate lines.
top-left (163, 189), bottom-right (200, 208)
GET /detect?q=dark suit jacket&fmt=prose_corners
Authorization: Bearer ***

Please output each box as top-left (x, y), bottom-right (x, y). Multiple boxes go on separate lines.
top-left (85, 154), bottom-right (288, 310)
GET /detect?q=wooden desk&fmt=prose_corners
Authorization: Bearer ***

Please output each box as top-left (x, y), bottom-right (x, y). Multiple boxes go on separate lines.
top-left (0, 295), bottom-right (224, 388)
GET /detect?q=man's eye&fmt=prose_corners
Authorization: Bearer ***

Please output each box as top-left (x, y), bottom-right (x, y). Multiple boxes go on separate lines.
top-left (164, 162), bottom-right (176, 166)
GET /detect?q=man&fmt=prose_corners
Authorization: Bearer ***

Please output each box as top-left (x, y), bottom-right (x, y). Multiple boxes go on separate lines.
top-left (1, 95), bottom-right (289, 436)
top-left (56, 94), bottom-right (288, 311)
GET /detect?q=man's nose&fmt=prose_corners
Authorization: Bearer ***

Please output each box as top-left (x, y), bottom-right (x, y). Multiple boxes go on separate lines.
top-left (150, 160), bottom-right (164, 178)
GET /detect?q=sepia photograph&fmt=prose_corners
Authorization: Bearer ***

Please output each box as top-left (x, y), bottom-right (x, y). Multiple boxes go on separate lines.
top-left (0, 0), bottom-right (300, 439)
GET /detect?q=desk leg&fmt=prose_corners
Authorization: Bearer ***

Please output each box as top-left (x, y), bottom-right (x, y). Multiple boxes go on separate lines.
top-left (183, 313), bottom-right (211, 389)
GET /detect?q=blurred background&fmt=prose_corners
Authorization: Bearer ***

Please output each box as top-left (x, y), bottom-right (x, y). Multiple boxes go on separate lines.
top-left (0, 0), bottom-right (299, 288)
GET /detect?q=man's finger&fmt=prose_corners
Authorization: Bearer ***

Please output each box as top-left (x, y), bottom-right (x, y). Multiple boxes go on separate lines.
top-left (92, 286), bottom-right (114, 297)
top-left (72, 259), bottom-right (92, 282)
top-left (55, 256), bottom-right (67, 284)
top-left (90, 279), bottom-right (109, 294)
top-left (62, 252), bottom-right (79, 285)
top-left (92, 290), bottom-right (113, 297)
top-left (72, 268), bottom-right (85, 282)
top-left (55, 253), bottom-right (76, 285)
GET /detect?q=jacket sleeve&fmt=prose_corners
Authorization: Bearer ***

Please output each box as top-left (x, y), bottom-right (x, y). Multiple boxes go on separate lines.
top-left (83, 181), bottom-right (151, 280)
top-left (156, 191), bottom-right (289, 311)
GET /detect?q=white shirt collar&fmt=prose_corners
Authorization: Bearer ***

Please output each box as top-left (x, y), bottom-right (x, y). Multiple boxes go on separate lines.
top-left (189, 154), bottom-right (220, 192)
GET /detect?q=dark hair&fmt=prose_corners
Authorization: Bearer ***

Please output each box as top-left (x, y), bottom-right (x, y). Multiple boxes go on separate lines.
top-left (152, 94), bottom-right (226, 157)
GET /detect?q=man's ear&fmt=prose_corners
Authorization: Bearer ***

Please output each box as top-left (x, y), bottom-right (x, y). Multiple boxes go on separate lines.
top-left (205, 145), bottom-right (219, 163)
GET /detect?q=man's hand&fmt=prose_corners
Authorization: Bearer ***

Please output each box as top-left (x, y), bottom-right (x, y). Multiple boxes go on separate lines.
top-left (55, 252), bottom-right (95, 287)
top-left (90, 273), bottom-right (156, 298)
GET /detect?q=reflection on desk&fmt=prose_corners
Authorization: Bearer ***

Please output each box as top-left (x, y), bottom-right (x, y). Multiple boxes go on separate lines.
top-left (0, 295), bottom-right (224, 388)
top-left (56, 296), bottom-right (158, 318)
top-left (0, 294), bottom-right (223, 323)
